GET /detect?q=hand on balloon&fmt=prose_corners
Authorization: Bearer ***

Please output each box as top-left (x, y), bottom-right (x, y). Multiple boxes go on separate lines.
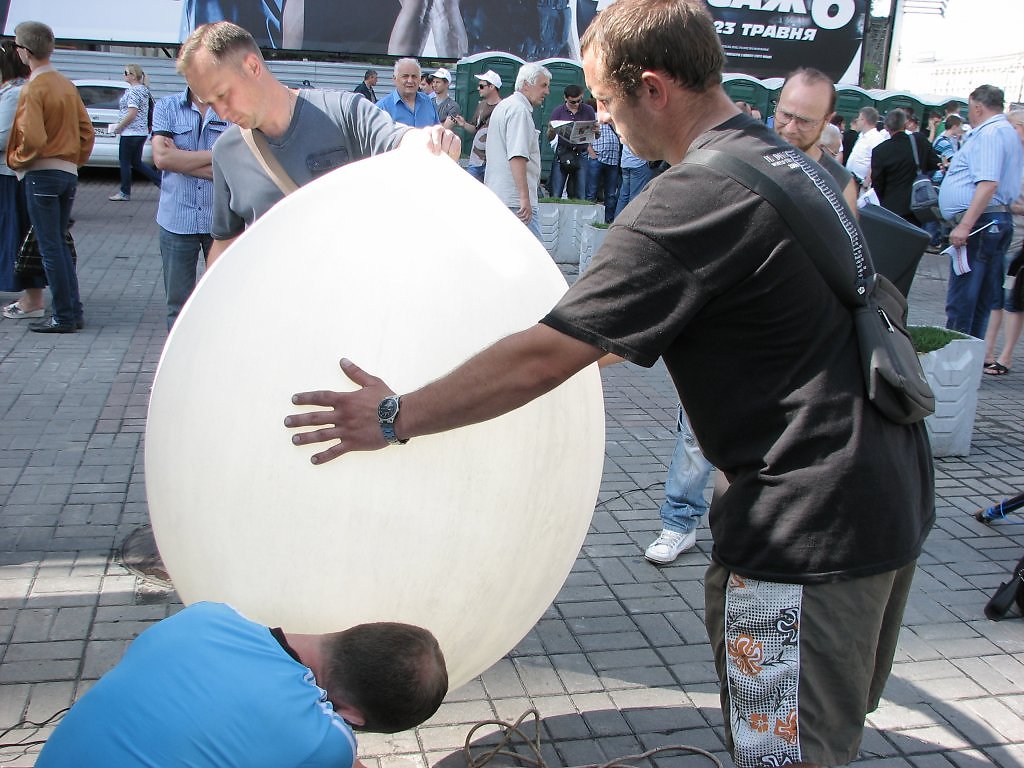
top-left (284, 359), bottom-right (395, 464)
top-left (402, 124), bottom-right (462, 162)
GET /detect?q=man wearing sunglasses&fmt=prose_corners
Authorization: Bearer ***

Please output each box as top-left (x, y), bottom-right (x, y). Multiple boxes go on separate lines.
top-left (454, 70), bottom-right (503, 183)
top-left (546, 84), bottom-right (596, 199)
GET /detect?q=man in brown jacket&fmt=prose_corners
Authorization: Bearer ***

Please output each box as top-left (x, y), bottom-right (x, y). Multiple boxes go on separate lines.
top-left (7, 21), bottom-right (94, 333)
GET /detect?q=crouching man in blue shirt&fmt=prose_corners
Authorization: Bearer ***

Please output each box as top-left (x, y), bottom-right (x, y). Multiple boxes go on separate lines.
top-left (37, 602), bottom-right (447, 767)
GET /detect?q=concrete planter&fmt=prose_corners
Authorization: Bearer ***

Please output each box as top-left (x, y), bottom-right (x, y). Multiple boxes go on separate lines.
top-left (538, 201), bottom-right (599, 265)
top-left (917, 334), bottom-right (985, 457)
top-left (579, 224), bottom-right (609, 273)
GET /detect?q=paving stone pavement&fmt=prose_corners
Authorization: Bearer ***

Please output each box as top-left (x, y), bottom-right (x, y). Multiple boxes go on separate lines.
top-left (1, 174), bottom-right (1023, 767)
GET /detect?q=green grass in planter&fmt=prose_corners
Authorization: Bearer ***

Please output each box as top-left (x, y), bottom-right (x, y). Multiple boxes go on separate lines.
top-left (909, 325), bottom-right (967, 354)
top-left (539, 197), bottom-right (596, 204)
top-left (590, 222), bottom-right (610, 229)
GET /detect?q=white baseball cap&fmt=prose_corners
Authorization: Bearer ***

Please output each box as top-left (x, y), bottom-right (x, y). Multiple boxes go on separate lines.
top-left (432, 67), bottom-right (452, 82)
top-left (475, 70), bottom-right (502, 89)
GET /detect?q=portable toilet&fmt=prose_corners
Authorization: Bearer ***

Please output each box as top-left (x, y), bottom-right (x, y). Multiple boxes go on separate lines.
top-left (871, 89), bottom-right (926, 124)
top-left (834, 83), bottom-right (875, 127)
top-left (723, 73), bottom-right (770, 119)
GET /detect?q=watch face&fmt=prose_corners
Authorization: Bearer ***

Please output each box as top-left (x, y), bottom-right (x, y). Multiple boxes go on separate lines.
top-left (378, 396), bottom-right (399, 422)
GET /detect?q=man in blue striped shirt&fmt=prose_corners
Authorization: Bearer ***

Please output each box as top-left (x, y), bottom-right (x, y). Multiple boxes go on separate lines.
top-left (152, 88), bottom-right (230, 329)
top-left (938, 84), bottom-right (1023, 337)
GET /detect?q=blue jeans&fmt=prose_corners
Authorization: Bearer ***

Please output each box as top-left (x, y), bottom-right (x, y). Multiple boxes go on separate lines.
top-left (586, 158), bottom-right (620, 224)
top-left (118, 135), bottom-right (161, 195)
top-left (509, 206), bottom-right (542, 241)
top-left (24, 170), bottom-right (81, 326)
top-left (548, 152), bottom-right (584, 200)
top-left (467, 164), bottom-right (486, 183)
top-left (660, 406), bottom-right (714, 535)
top-left (615, 164), bottom-right (653, 219)
top-left (945, 212), bottom-right (1013, 338)
top-left (160, 227), bottom-right (212, 330)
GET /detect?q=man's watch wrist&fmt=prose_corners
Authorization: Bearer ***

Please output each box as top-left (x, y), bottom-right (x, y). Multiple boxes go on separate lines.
top-left (377, 395), bottom-right (408, 446)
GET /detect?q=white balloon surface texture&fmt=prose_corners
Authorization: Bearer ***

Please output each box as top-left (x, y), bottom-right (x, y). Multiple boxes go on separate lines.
top-left (145, 149), bottom-right (606, 689)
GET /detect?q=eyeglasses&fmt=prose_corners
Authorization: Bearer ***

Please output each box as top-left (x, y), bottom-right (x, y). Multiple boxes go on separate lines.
top-left (774, 107), bottom-right (823, 130)
top-left (124, 70), bottom-right (132, 76)
top-left (477, 83), bottom-right (490, 90)
top-left (11, 41), bottom-right (33, 56)
top-left (566, 98), bottom-right (582, 105)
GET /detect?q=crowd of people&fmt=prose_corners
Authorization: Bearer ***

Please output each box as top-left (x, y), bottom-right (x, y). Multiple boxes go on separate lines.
top-left (3, 2), bottom-right (1024, 767)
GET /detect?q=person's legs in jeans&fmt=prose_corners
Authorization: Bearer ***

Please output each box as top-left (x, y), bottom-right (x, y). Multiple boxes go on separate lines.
top-left (160, 227), bottom-right (212, 330)
top-left (24, 170), bottom-right (80, 326)
top-left (615, 163), bottom-right (653, 219)
top-left (599, 162), bottom-right (620, 223)
top-left (585, 156), bottom-right (601, 202)
top-left (129, 135), bottom-right (162, 188)
top-left (946, 213), bottom-right (1012, 337)
top-left (117, 136), bottom-right (134, 196)
top-left (645, 405), bottom-right (714, 564)
top-left (565, 160), bottom-right (581, 200)
top-left (509, 205), bottom-right (543, 242)
top-left (467, 164), bottom-right (486, 183)
top-left (548, 155), bottom-right (566, 199)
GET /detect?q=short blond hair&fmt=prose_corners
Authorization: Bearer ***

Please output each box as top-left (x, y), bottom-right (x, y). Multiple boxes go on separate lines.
top-left (177, 21), bottom-right (262, 74)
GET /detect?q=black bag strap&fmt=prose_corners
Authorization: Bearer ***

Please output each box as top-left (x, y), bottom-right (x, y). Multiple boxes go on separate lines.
top-left (683, 147), bottom-right (872, 309)
top-left (908, 134), bottom-right (923, 173)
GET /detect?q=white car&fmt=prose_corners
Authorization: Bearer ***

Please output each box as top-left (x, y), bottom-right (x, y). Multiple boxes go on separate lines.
top-left (74, 80), bottom-right (154, 168)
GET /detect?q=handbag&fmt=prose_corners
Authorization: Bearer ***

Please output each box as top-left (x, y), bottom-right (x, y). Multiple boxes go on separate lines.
top-left (557, 145), bottom-right (582, 174)
top-left (683, 148), bottom-right (935, 425)
top-left (14, 226), bottom-right (78, 279)
top-left (908, 137), bottom-right (940, 224)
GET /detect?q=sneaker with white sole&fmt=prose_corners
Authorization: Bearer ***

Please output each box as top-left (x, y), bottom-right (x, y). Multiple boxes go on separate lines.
top-left (108, 191), bottom-right (130, 201)
top-left (644, 528), bottom-right (696, 564)
top-left (3, 302), bottom-right (45, 319)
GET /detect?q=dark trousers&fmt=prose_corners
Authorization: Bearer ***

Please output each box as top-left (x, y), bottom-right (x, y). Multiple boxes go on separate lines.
top-left (118, 136), bottom-right (161, 195)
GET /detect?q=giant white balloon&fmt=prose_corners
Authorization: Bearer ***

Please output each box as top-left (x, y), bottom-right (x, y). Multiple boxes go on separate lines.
top-left (145, 148), bottom-right (605, 688)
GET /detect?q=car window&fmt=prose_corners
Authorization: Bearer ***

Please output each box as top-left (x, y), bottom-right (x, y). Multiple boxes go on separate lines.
top-left (76, 85), bottom-right (125, 110)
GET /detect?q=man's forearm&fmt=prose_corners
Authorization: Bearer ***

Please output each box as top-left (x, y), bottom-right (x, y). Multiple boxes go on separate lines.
top-left (509, 156), bottom-right (530, 209)
top-left (205, 236), bottom-right (236, 268)
top-left (396, 325), bottom-right (604, 440)
top-left (153, 139), bottom-right (214, 178)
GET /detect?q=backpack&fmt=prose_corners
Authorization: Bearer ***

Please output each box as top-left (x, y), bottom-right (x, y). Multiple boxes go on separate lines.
top-left (908, 136), bottom-right (940, 223)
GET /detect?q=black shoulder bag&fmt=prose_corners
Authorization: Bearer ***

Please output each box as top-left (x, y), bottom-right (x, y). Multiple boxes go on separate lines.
top-left (908, 136), bottom-right (940, 223)
top-left (683, 148), bottom-right (935, 425)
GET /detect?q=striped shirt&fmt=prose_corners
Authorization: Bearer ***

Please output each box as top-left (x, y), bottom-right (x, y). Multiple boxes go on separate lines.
top-left (591, 123), bottom-right (621, 166)
top-left (152, 90), bottom-right (230, 235)
top-left (938, 113), bottom-right (1023, 217)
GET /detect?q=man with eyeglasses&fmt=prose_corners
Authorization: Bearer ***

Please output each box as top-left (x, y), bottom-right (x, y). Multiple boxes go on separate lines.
top-left (6, 21), bottom-right (94, 333)
top-left (774, 67), bottom-right (858, 213)
top-left (454, 70), bottom-right (503, 183)
top-left (546, 83), bottom-right (596, 199)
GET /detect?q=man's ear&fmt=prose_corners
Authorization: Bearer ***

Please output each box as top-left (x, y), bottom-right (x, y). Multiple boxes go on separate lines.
top-left (639, 70), bottom-right (670, 110)
top-left (243, 52), bottom-right (262, 78)
top-left (333, 700), bottom-right (365, 728)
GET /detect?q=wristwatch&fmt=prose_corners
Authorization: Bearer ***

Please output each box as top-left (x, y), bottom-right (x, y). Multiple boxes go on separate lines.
top-left (377, 395), bottom-right (408, 446)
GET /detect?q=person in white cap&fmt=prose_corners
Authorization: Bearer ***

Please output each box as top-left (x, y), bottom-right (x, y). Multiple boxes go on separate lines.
top-left (431, 67), bottom-right (461, 127)
top-left (455, 70), bottom-right (503, 183)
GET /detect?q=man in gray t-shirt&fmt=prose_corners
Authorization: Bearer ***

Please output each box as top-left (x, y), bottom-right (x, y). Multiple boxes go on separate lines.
top-left (176, 21), bottom-right (461, 267)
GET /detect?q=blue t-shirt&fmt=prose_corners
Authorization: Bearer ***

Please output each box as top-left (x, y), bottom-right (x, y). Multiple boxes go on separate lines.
top-left (37, 602), bottom-right (357, 768)
top-left (376, 89), bottom-right (439, 128)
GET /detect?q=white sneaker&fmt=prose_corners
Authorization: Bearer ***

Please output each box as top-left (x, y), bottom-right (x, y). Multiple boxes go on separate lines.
top-left (644, 528), bottom-right (696, 564)
top-left (108, 191), bottom-right (130, 201)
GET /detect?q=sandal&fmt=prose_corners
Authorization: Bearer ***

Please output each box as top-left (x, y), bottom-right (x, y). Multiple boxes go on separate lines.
top-left (984, 362), bottom-right (1011, 376)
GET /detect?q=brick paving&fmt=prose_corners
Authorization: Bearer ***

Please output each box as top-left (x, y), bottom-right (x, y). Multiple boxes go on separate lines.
top-left (1, 174), bottom-right (1023, 767)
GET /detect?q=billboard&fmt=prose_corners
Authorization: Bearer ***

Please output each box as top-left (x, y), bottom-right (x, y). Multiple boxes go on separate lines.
top-left (3, 0), bottom-right (866, 83)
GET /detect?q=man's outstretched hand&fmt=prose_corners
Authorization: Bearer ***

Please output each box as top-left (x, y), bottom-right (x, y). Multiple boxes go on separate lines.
top-left (284, 359), bottom-right (395, 465)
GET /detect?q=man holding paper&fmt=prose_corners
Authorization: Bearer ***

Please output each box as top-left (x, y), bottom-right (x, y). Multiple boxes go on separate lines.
top-left (546, 84), bottom-right (597, 199)
top-left (939, 84), bottom-right (1022, 338)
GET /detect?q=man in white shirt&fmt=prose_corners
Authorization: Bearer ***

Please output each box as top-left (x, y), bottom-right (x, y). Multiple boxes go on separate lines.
top-left (845, 106), bottom-right (886, 187)
top-left (484, 62), bottom-right (551, 240)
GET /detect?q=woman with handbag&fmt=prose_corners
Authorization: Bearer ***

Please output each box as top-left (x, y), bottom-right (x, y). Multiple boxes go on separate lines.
top-left (0, 42), bottom-right (45, 320)
top-left (107, 63), bottom-right (161, 202)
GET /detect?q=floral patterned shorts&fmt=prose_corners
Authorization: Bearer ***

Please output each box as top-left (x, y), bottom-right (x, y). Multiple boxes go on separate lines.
top-left (705, 561), bottom-right (915, 767)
